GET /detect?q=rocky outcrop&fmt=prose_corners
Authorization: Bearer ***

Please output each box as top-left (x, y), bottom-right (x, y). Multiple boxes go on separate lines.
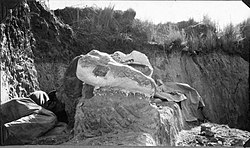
top-left (76, 50), bottom-right (155, 96)
top-left (62, 50), bottom-right (206, 146)
top-left (40, 5), bottom-right (250, 133)
top-left (1, 0), bottom-right (74, 102)
top-left (1, 0), bottom-right (249, 146)
top-left (148, 51), bottom-right (249, 131)
top-left (28, 1), bottom-right (77, 62)
top-left (28, 1), bottom-right (249, 132)
top-left (74, 88), bottom-right (160, 146)
top-left (0, 0), bottom-right (39, 104)
top-left (34, 62), bottom-right (67, 92)
top-left (71, 88), bottom-right (184, 146)
top-left (26, 0), bottom-right (93, 94)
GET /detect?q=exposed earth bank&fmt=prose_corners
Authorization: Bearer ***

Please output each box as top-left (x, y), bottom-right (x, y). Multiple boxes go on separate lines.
top-left (0, 0), bottom-right (249, 146)
top-left (34, 1), bottom-right (250, 131)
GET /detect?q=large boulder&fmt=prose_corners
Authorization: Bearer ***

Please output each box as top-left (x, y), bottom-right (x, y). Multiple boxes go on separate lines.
top-left (58, 50), bottom-right (156, 128)
top-left (76, 50), bottom-right (155, 97)
top-left (72, 88), bottom-right (184, 146)
top-left (60, 50), bottom-right (206, 145)
top-left (68, 50), bottom-right (189, 146)
top-left (73, 88), bottom-right (161, 146)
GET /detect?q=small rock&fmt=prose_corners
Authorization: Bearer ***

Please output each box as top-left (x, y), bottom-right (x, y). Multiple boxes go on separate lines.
top-left (218, 141), bottom-right (222, 145)
top-left (200, 124), bottom-right (215, 137)
top-left (201, 124), bottom-right (212, 132)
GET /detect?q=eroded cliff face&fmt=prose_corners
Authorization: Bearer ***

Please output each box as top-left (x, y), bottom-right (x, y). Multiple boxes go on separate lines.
top-left (1, 0), bottom-right (248, 135)
top-left (36, 47), bottom-right (249, 132)
top-left (0, 0), bottom-right (40, 104)
top-left (31, 4), bottom-right (249, 131)
top-left (26, 0), bottom-right (90, 93)
top-left (147, 50), bottom-right (249, 131)
top-left (34, 62), bottom-right (67, 92)
top-left (0, 0), bottom-right (249, 146)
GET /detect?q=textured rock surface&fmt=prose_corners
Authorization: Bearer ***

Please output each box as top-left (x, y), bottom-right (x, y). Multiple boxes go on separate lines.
top-left (28, 1), bottom-right (82, 63)
top-left (111, 50), bottom-right (154, 77)
top-left (155, 82), bottom-right (205, 122)
top-left (56, 56), bottom-right (84, 128)
top-left (65, 50), bottom-right (190, 146)
top-left (176, 122), bottom-right (250, 147)
top-left (71, 88), bottom-right (184, 146)
top-left (34, 62), bottom-right (67, 92)
top-left (0, 0), bottom-right (40, 104)
top-left (25, 1), bottom-right (249, 131)
top-left (156, 101), bottom-right (185, 145)
top-left (148, 51), bottom-right (249, 131)
top-left (1, 0), bottom-right (249, 146)
top-left (76, 50), bottom-right (155, 97)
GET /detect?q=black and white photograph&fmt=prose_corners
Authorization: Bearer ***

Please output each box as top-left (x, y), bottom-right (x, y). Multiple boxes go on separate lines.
top-left (0, 0), bottom-right (249, 147)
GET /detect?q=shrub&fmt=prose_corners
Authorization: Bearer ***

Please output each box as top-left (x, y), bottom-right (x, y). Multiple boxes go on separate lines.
top-left (188, 34), bottom-right (200, 52)
top-left (203, 29), bottom-right (217, 51)
top-left (236, 18), bottom-right (249, 61)
top-left (239, 17), bottom-right (250, 39)
top-left (184, 15), bottom-right (218, 53)
top-left (202, 15), bottom-right (217, 33)
top-left (132, 19), bottom-right (155, 42)
top-left (165, 24), bottom-right (186, 46)
top-left (132, 19), bottom-right (187, 49)
top-left (55, 5), bottom-right (249, 58)
top-left (95, 5), bottom-right (118, 33)
top-left (220, 23), bottom-right (239, 53)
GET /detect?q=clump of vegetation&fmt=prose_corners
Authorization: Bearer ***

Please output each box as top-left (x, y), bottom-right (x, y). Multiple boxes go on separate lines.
top-left (185, 16), bottom-right (218, 54)
top-left (220, 23), bottom-right (239, 53)
top-left (135, 14), bottom-right (248, 60)
top-left (131, 20), bottom-right (187, 52)
top-left (55, 5), bottom-right (137, 35)
top-left (164, 25), bottom-right (186, 48)
top-left (54, 5), bottom-right (249, 61)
